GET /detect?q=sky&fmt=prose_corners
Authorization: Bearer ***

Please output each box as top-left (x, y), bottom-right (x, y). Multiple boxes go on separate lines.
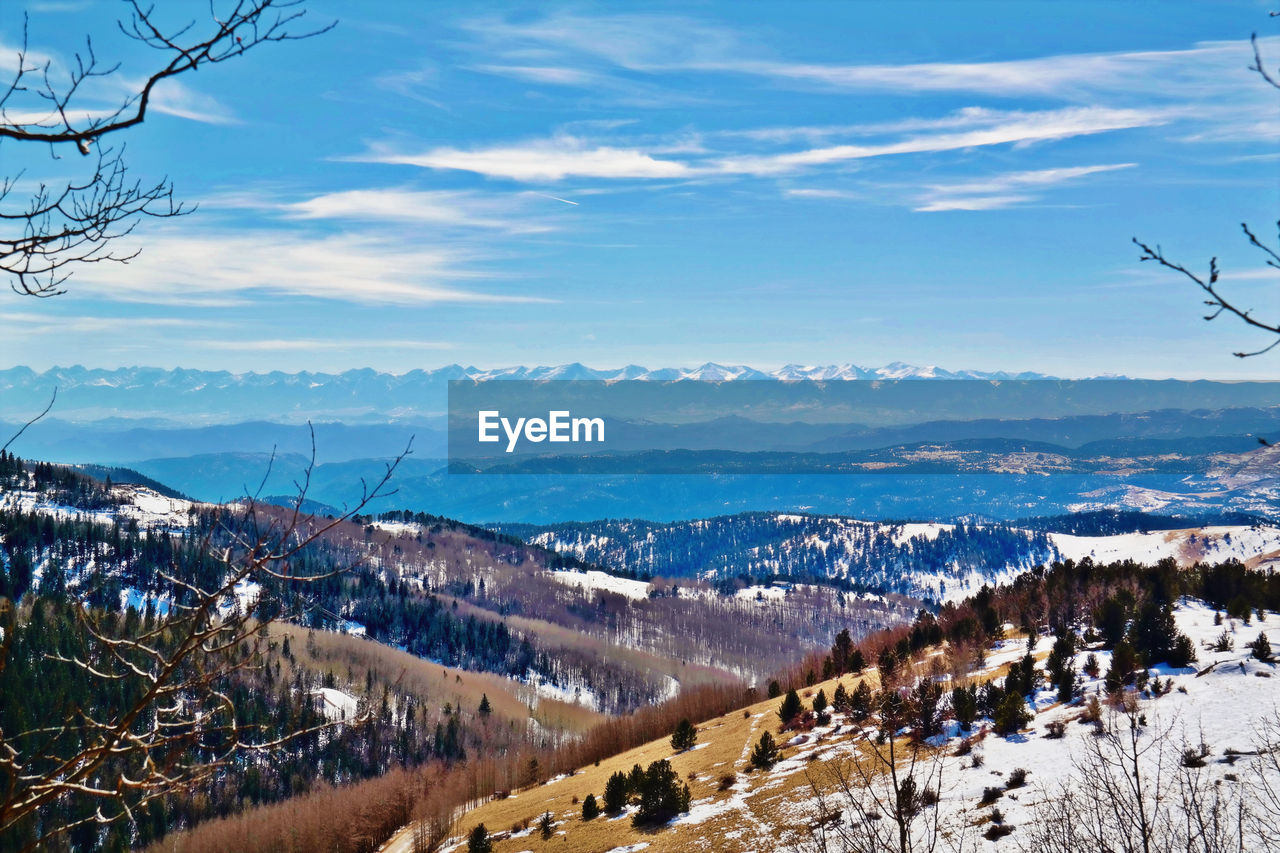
top-left (1, 0), bottom-right (1278, 378)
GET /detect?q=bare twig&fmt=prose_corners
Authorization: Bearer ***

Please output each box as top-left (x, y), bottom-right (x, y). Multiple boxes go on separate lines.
top-left (1, 387), bottom-right (55, 454)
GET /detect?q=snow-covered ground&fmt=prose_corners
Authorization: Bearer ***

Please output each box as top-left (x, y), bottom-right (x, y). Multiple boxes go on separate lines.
top-left (549, 569), bottom-right (652, 601)
top-left (310, 687), bottom-right (361, 722)
top-left (1, 484), bottom-right (197, 531)
top-left (704, 598), bottom-right (1280, 851)
top-left (734, 584), bottom-right (788, 603)
top-left (1050, 524), bottom-right (1280, 569)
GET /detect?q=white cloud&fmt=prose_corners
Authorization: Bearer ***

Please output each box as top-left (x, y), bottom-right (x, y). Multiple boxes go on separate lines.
top-left (712, 109), bottom-right (1160, 176)
top-left (357, 108), bottom-right (1160, 182)
top-left (468, 64), bottom-right (604, 86)
top-left (698, 39), bottom-right (1276, 100)
top-left (0, 313), bottom-right (211, 337)
top-left (235, 188), bottom-right (559, 233)
top-left (785, 188), bottom-right (862, 200)
top-left (355, 137), bottom-right (694, 181)
top-left (466, 12), bottom-right (1275, 103)
top-left (914, 194), bottom-right (1038, 213)
top-left (913, 163), bottom-right (1138, 212)
top-left (145, 78), bottom-right (239, 125)
top-left (70, 230), bottom-right (555, 306)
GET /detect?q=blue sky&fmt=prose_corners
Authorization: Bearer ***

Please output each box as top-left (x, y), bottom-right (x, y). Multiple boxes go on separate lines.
top-left (2, 0), bottom-right (1278, 377)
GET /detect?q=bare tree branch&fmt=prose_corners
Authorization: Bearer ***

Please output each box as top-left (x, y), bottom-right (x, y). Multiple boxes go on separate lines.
top-left (1132, 25), bottom-right (1279, 359)
top-left (0, 1), bottom-right (334, 296)
top-left (0, 437), bottom-right (411, 849)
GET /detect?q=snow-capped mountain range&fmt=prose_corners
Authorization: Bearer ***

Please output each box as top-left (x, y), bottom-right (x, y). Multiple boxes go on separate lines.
top-left (0, 362), bottom-right (1055, 424)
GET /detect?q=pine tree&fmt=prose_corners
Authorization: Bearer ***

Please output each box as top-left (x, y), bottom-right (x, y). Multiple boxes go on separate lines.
top-left (778, 688), bottom-right (803, 725)
top-left (478, 694), bottom-right (491, 716)
top-left (1105, 640), bottom-right (1138, 693)
top-left (467, 824), bottom-right (492, 853)
top-left (849, 648), bottom-right (866, 673)
top-left (582, 793), bottom-right (600, 821)
top-left (671, 718), bottom-right (698, 752)
top-left (538, 811), bottom-right (554, 840)
top-left (994, 692), bottom-right (1031, 736)
top-left (750, 731), bottom-right (780, 770)
top-left (603, 771), bottom-right (629, 814)
top-left (832, 682), bottom-right (849, 712)
top-left (850, 680), bottom-right (873, 721)
top-left (877, 646), bottom-right (898, 681)
top-left (812, 689), bottom-right (828, 715)
top-left (951, 684), bottom-right (977, 731)
top-left (632, 759), bottom-right (690, 827)
top-left (831, 628), bottom-right (854, 673)
top-left (627, 763), bottom-right (646, 796)
top-left (1252, 631), bottom-right (1273, 661)
top-left (1055, 665), bottom-right (1076, 704)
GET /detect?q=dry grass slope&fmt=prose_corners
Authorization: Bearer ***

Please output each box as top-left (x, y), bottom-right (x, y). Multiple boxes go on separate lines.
top-left (382, 672), bottom-right (878, 853)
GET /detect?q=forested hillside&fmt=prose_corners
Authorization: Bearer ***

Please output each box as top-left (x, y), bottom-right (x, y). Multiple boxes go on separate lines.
top-left (503, 513), bottom-right (1060, 601)
top-left (0, 455), bottom-right (909, 851)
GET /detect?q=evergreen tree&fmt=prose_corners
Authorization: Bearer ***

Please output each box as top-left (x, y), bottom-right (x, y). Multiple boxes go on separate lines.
top-left (627, 763), bottom-right (646, 796)
top-left (582, 793), bottom-right (599, 821)
top-left (603, 771), bottom-right (629, 814)
top-left (749, 731), bottom-right (780, 770)
top-left (1055, 665), bottom-right (1076, 704)
top-left (850, 680), bottom-right (873, 721)
top-left (912, 680), bottom-right (943, 738)
top-left (1097, 595), bottom-right (1128, 647)
top-left (993, 692), bottom-right (1031, 736)
top-left (538, 811), bottom-right (554, 840)
top-left (849, 648), bottom-right (866, 673)
top-left (812, 689), bottom-right (828, 715)
top-left (670, 718), bottom-right (698, 752)
top-left (951, 684), bottom-right (977, 731)
top-left (1105, 640), bottom-right (1139, 693)
top-left (877, 646), bottom-right (899, 681)
top-left (778, 689), bottom-right (803, 726)
top-left (631, 759), bottom-right (690, 827)
top-left (1252, 631), bottom-right (1273, 661)
top-left (478, 694), bottom-right (492, 716)
top-left (581, 788), bottom-right (599, 819)
top-left (467, 824), bottom-right (492, 853)
top-left (831, 628), bottom-right (854, 673)
top-left (832, 682), bottom-right (849, 712)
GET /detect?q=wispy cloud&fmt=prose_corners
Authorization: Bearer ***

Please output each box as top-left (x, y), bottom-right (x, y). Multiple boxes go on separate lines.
top-left (212, 188), bottom-right (560, 233)
top-left (71, 230), bottom-right (556, 306)
top-left (0, 313), bottom-right (212, 337)
top-left (145, 78), bottom-right (239, 125)
top-left (354, 137), bottom-right (695, 181)
top-left (688, 43), bottom-right (1258, 99)
top-left (711, 108), bottom-right (1161, 176)
top-left (358, 107), bottom-right (1160, 182)
top-left (468, 65), bottom-right (604, 86)
top-left (787, 163), bottom-right (1138, 212)
top-left (914, 163), bottom-right (1138, 211)
top-left (464, 12), bottom-right (1275, 103)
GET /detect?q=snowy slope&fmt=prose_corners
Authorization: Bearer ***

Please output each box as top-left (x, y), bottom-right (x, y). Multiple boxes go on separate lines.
top-left (689, 598), bottom-right (1280, 852)
top-left (1050, 525), bottom-right (1280, 570)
